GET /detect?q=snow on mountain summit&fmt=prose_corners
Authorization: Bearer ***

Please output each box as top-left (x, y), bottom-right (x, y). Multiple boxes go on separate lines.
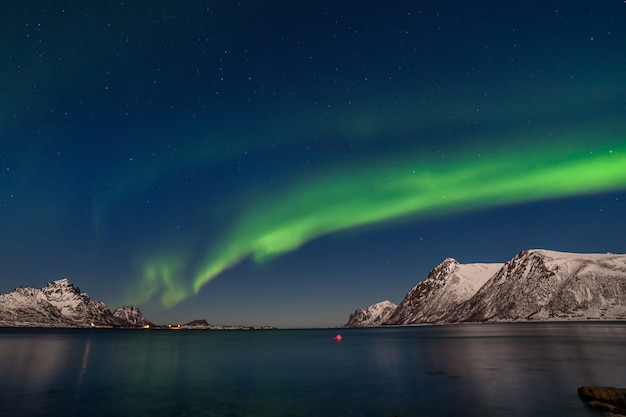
top-left (346, 249), bottom-right (626, 326)
top-left (448, 249), bottom-right (626, 322)
top-left (385, 258), bottom-right (502, 325)
top-left (42, 278), bottom-right (92, 315)
top-left (0, 278), bottom-right (142, 327)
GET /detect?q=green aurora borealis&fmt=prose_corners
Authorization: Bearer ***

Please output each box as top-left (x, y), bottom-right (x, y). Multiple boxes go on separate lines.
top-left (135, 132), bottom-right (626, 307)
top-left (2, 1), bottom-right (626, 326)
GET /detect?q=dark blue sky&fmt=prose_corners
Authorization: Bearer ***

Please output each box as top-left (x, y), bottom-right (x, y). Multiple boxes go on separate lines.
top-left (1, 1), bottom-right (625, 327)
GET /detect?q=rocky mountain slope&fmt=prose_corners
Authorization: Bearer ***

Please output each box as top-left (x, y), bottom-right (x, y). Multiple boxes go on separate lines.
top-left (0, 278), bottom-right (148, 328)
top-left (446, 249), bottom-right (626, 322)
top-left (346, 249), bottom-right (626, 326)
top-left (345, 300), bottom-right (397, 327)
top-left (113, 305), bottom-right (151, 326)
top-left (385, 259), bottom-right (502, 325)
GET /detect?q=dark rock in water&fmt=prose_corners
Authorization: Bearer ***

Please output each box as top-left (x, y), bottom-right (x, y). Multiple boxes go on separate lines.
top-left (578, 386), bottom-right (626, 415)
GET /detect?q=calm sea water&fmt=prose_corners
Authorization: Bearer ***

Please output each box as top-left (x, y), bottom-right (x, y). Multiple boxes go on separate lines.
top-left (0, 323), bottom-right (624, 417)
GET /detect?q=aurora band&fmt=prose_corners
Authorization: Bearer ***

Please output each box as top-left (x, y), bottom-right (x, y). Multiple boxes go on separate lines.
top-left (147, 135), bottom-right (626, 307)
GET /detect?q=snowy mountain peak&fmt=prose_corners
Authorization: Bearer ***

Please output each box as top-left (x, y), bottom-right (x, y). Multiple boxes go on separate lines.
top-left (449, 249), bottom-right (626, 322)
top-left (435, 258), bottom-right (459, 275)
top-left (46, 277), bottom-right (74, 287)
top-left (42, 278), bottom-right (82, 298)
top-left (0, 279), bottom-right (145, 328)
top-left (345, 300), bottom-right (397, 327)
top-left (385, 258), bottom-right (502, 325)
top-left (348, 249), bottom-right (626, 326)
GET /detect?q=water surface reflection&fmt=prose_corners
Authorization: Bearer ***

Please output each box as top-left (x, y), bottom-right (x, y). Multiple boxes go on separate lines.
top-left (0, 324), bottom-right (623, 416)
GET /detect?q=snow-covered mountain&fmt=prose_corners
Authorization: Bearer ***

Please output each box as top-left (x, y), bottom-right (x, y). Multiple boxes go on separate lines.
top-left (0, 278), bottom-right (141, 327)
top-left (345, 300), bottom-right (397, 327)
top-left (346, 249), bottom-right (626, 326)
top-left (0, 278), bottom-right (273, 329)
top-left (446, 249), bottom-right (626, 322)
top-left (385, 258), bottom-right (502, 325)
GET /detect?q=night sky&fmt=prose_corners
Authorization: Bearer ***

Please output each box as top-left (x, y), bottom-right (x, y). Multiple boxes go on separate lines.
top-left (1, 1), bottom-right (625, 327)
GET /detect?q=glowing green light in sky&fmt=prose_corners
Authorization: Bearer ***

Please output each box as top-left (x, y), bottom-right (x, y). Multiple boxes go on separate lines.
top-left (139, 134), bottom-right (626, 307)
top-left (133, 256), bottom-right (190, 307)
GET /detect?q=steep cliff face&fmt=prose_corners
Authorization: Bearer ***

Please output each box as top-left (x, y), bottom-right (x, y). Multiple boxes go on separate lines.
top-left (385, 259), bottom-right (501, 325)
top-left (0, 278), bottom-right (137, 327)
top-left (447, 250), bottom-right (626, 322)
top-left (345, 300), bottom-right (397, 327)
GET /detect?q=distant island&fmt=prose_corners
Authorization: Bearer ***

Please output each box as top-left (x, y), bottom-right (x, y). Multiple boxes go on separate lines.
top-left (0, 278), bottom-right (272, 329)
top-left (346, 249), bottom-right (626, 327)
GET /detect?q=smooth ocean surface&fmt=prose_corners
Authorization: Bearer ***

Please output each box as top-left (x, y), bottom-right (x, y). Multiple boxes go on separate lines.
top-left (0, 323), bottom-right (625, 417)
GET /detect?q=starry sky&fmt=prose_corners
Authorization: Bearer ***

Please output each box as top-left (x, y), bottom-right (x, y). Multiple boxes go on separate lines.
top-left (1, 1), bottom-right (625, 328)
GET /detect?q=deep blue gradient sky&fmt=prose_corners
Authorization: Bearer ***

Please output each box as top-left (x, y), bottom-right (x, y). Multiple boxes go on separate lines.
top-left (1, 1), bottom-right (625, 327)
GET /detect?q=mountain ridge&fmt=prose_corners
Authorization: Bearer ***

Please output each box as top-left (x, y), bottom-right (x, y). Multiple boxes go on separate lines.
top-left (446, 249), bottom-right (626, 323)
top-left (385, 258), bottom-right (502, 325)
top-left (0, 278), bottom-right (148, 328)
top-left (0, 278), bottom-right (274, 329)
top-left (346, 249), bottom-right (626, 327)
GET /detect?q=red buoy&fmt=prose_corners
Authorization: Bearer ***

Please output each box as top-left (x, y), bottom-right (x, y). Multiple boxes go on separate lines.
top-left (333, 334), bottom-right (343, 341)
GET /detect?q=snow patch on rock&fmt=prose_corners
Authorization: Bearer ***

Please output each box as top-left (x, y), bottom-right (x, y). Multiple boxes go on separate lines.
top-left (345, 300), bottom-right (397, 327)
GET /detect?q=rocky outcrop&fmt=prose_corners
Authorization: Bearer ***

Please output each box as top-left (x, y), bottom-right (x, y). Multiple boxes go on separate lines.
top-left (185, 319), bottom-right (210, 327)
top-left (345, 300), bottom-right (397, 327)
top-left (578, 386), bottom-right (626, 415)
top-left (113, 305), bottom-right (151, 326)
top-left (179, 319), bottom-right (274, 330)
